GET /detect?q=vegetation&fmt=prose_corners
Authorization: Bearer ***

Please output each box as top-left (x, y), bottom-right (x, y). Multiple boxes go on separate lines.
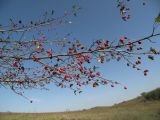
top-left (0, 88), bottom-right (160, 120)
top-left (141, 88), bottom-right (160, 101)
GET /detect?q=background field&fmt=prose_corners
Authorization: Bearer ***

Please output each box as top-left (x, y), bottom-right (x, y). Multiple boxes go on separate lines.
top-left (0, 88), bottom-right (160, 120)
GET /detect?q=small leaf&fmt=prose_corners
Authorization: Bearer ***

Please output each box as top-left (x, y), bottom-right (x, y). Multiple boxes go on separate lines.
top-left (155, 13), bottom-right (160, 23)
top-left (73, 13), bottom-right (77, 16)
top-left (150, 47), bottom-right (157, 54)
top-left (155, 17), bottom-right (160, 23)
top-left (148, 55), bottom-right (154, 60)
top-left (9, 18), bottom-right (13, 22)
top-left (72, 5), bottom-right (77, 9)
top-left (30, 21), bottom-right (33, 24)
top-left (44, 11), bottom-right (48, 16)
top-left (70, 84), bottom-right (73, 87)
top-left (93, 66), bottom-right (96, 71)
top-left (79, 91), bottom-right (82, 94)
top-left (106, 58), bottom-right (110, 62)
top-left (101, 53), bottom-right (105, 57)
top-left (19, 20), bottom-right (22, 24)
top-left (117, 57), bottom-right (121, 61)
top-left (124, 86), bottom-right (127, 90)
top-left (51, 10), bottom-right (54, 15)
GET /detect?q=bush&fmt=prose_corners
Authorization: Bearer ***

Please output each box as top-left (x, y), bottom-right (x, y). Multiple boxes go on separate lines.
top-left (141, 88), bottom-right (160, 101)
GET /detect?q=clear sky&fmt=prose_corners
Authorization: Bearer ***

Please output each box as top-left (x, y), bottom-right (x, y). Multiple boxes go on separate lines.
top-left (0, 0), bottom-right (160, 112)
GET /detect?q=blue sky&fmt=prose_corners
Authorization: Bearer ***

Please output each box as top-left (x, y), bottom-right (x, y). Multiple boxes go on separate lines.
top-left (0, 0), bottom-right (160, 112)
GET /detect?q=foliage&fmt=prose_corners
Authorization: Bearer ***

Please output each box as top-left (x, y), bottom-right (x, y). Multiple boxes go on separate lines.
top-left (155, 13), bottom-right (160, 23)
top-left (141, 88), bottom-right (160, 101)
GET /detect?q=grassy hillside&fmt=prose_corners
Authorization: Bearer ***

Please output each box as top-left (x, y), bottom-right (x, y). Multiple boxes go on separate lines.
top-left (0, 88), bottom-right (160, 120)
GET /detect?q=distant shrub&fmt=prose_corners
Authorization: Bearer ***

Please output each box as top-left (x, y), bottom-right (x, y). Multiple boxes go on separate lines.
top-left (82, 109), bottom-right (87, 111)
top-left (141, 88), bottom-right (160, 101)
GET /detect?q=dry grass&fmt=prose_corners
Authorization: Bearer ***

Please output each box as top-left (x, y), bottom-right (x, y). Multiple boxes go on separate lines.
top-left (0, 100), bottom-right (160, 120)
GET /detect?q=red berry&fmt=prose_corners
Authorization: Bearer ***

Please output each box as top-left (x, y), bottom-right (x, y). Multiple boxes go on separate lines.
top-left (136, 60), bottom-right (141, 65)
top-left (120, 39), bottom-right (124, 44)
top-left (104, 40), bottom-right (109, 46)
top-left (96, 72), bottom-right (100, 76)
top-left (93, 82), bottom-right (98, 87)
top-left (90, 73), bottom-right (95, 78)
top-left (144, 72), bottom-right (147, 76)
top-left (32, 55), bottom-right (39, 62)
top-left (69, 48), bottom-right (74, 51)
top-left (99, 45), bottom-right (105, 49)
top-left (47, 49), bottom-right (53, 56)
top-left (52, 71), bottom-right (57, 75)
top-left (13, 61), bottom-right (18, 67)
top-left (44, 66), bottom-right (48, 70)
top-left (96, 40), bottom-right (101, 45)
top-left (69, 48), bottom-right (74, 53)
top-left (89, 48), bottom-right (93, 51)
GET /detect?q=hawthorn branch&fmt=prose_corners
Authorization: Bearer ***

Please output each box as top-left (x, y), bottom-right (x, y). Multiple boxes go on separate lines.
top-left (1, 32), bottom-right (160, 61)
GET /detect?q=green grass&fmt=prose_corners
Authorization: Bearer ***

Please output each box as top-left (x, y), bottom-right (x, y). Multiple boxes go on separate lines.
top-left (1, 88), bottom-right (160, 120)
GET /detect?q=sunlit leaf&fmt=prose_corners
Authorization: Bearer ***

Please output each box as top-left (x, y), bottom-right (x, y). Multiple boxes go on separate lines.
top-left (97, 57), bottom-right (101, 63)
top-left (155, 13), bottom-right (160, 23)
top-left (155, 17), bottom-right (160, 23)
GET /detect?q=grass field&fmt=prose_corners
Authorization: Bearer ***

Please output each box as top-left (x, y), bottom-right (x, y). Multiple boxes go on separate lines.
top-left (0, 89), bottom-right (160, 120)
